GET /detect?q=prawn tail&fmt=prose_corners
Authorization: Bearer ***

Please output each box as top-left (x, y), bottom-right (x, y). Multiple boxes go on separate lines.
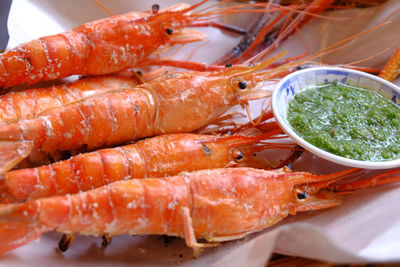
top-left (0, 141), bottom-right (34, 174)
top-left (0, 203), bottom-right (43, 255)
top-left (0, 221), bottom-right (42, 255)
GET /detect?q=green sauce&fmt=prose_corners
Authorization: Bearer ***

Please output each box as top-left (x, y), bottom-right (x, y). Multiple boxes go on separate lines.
top-left (287, 82), bottom-right (400, 161)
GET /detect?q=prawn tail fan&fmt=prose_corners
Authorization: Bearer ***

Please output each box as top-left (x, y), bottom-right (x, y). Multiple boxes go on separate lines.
top-left (0, 141), bottom-right (34, 174)
top-left (0, 204), bottom-right (43, 255)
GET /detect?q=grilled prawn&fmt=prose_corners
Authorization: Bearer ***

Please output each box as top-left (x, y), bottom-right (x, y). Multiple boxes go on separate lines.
top-left (0, 166), bottom-right (399, 255)
top-left (0, 74), bottom-right (139, 125)
top-left (0, 129), bottom-right (287, 203)
top-left (0, 56), bottom-right (282, 173)
top-left (0, 1), bottom-right (247, 89)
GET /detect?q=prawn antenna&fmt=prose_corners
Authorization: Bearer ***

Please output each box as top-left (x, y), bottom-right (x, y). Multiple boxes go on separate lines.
top-left (93, 0), bottom-right (114, 16)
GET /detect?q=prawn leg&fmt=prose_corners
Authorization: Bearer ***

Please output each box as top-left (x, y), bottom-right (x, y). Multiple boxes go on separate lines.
top-left (182, 207), bottom-right (219, 257)
top-left (101, 234), bottom-right (112, 248)
top-left (58, 233), bottom-right (76, 252)
top-left (206, 232), bottom-right (252, 242)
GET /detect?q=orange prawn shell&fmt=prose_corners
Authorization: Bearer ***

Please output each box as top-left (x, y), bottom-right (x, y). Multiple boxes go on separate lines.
top-left (146, 72), bottom-right (241, 134)
top-left (0, 60), bottom-right (273, 174)
top-left (0, 168), bottom-right (295, 238)
top-left (133, 134), bottom-right (239, 176)
top-left (0, 75), bottom-right (139, 125)
top-left (188, 168), bottom-right (303, 236)
top-left (0, 3), bottom-right (199, 88)
top-left (3, 167), bottom-right (389, 255)
top-left (0, 132), bottom-right (266, 203)
top-left (0, 70), bottom-right (242, 145)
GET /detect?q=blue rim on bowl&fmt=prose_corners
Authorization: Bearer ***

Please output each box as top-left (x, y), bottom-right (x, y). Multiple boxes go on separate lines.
top-left (272, 67), bottom-right (400, 169)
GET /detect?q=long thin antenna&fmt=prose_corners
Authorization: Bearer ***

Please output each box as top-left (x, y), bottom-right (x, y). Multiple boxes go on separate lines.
top-left (93, 0), bottom-right (114, 16)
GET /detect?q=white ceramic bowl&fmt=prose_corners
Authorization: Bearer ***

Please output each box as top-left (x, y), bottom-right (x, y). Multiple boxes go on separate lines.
top-left (272, 67), bottom-right (400, 169)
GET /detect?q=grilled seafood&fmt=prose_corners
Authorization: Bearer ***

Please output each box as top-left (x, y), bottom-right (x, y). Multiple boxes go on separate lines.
top-left (0, 74), bottom-right (140, 125)
top-left (0, 1), bottom-right (247, 89)
top-left (0, 128), bottom-right (288, 203)
top-left (0, 167), bottom-right (399, 255)
top-left (0, 55), bottom-right (283, 173)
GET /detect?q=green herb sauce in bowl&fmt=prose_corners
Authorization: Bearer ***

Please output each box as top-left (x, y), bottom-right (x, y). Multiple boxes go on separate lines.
top-left (287, 82), bottom-right (400, 161)
top-left (272, 67), bottom-right (400, 169)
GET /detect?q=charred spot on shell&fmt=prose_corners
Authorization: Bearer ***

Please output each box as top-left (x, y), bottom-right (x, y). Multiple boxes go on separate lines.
top-left (166, 28), bottom-right (173, 35)
top-left (58, 233), bottom-right (75, 252)
top-left (297, 191), bottom-right (307, 200)
top-left (152, 4), bottom-right (160, 14)
top-left (225, 63), bottom-right (232, 68)
top-left (23, 57), bottom-right (33, 68)
top-left (202, 144), bottom-right (212, 156)
top-left (238, 81), bottom-right (247, 90)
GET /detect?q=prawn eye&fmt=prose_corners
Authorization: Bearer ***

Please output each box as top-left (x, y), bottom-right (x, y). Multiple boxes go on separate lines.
top-left (286, 163), bottom-right (294, 171)
top-left (297, 191), bottom-right (307, 200)
top-left (238, 81), bottom-right (247, 89)
top-left (225, 63), bottom-right (232, 68)
top-left (152, 4), bottom-right (160, 14)
top-left (166, 28), bottom-right (173, 35)
top-left (233, 150), bottom-right (244, 160)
